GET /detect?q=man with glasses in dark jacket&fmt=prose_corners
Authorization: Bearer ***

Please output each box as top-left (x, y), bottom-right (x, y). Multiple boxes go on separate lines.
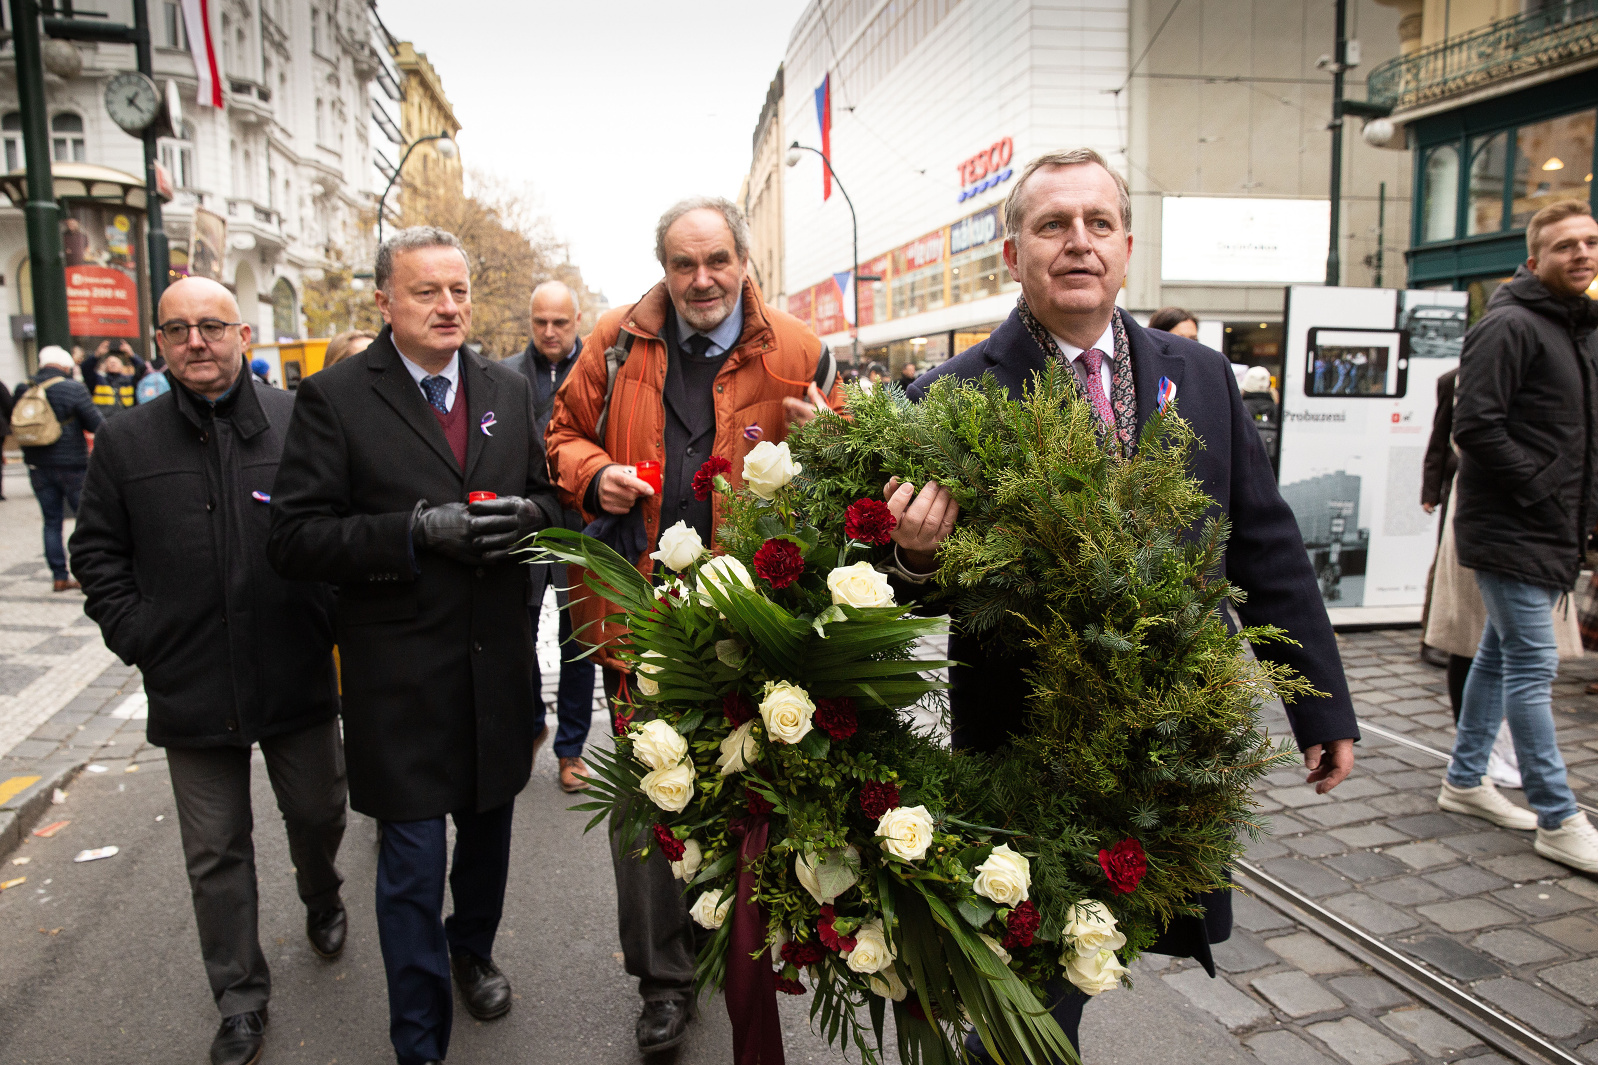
top-left (15, 345), bottom-right (103, 591)
top-left (1442, 199), bottom-right (1598, 872)
top-left (70, 276), bottom-right (347, 1065)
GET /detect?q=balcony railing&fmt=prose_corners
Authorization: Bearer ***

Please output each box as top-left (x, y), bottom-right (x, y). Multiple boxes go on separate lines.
top-left (1367, 0), bottom-right (1598, 112)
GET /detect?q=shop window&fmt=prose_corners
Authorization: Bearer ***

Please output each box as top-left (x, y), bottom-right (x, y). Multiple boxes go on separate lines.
top-left (1421, 144), bottom-right (1459, 243)
top-left (51, 113), bottom-right (85, 163)
top-left (2, 111), bottom-right (22, 172)
top-left (1511, 110), bottom-right (1595, 227)
top-left (950, 245), bottom-right (1006, 304)
top-left (1467, 132), bottom-right (1509, 236)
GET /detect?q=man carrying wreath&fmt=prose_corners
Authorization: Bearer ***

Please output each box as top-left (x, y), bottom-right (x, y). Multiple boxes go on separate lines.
top-left (545, 196), bottom-right (845, 1053)
top-left (883, 147), bottom-right (1360, 1058)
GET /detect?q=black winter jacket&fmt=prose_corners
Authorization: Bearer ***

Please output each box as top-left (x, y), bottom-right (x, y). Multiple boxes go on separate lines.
top-left (69, 373), bottom-right (339, 748)
top-left (15, 366), bottom-right (103, 468)
top-left (1452, 267), bottom-right (1598, 590)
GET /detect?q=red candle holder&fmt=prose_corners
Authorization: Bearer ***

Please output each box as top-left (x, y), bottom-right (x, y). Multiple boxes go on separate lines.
top-left (635, 461), bottom-right (663, 493)
top-left (468, 491), bottom-right (497, 503)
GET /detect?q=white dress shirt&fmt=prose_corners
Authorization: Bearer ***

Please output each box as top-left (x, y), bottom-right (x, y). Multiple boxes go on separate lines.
top-left (1049, 323), bottom-right (1117, 400)
top-left (396, 347), bottom-right (461, 412)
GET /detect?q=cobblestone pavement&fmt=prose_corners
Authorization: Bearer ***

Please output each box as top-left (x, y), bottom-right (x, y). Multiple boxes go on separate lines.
top-left (4, 461), bottom-right (1596, 1064)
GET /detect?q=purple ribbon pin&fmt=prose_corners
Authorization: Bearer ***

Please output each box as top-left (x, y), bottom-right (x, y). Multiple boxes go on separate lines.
top-left (251, 490), bottom-right (271, 503)
top-left (480, 411), bottom-right (497, 436)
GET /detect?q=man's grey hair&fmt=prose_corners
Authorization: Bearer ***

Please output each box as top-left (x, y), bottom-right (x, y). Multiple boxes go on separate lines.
top-left (655, 197), bottom-right (750, 268)
top-left (1002, 147), bottom-right (1132, 239)
top-left (530, 278), bottom-right (581, 316)
top-left (375, 226), bottom-right (470, 294)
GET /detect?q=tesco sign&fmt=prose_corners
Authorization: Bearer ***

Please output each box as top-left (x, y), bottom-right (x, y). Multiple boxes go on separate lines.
top-left (957, 137), bottom-right (1014, 203)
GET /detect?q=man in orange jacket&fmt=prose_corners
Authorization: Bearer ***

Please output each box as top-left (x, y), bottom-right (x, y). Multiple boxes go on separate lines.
top-left (546, 196), bottom-right (842, 1053)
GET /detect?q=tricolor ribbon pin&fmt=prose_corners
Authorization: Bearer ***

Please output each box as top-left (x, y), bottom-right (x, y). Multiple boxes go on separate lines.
top-left (743, 423), bottom-right (763, 441)
top-left (480, 412), bottom-right (497, 436)
top-left (251, 491), bottom-right (271, 503)
top-left (1156, 377), bottom-right (1177, 410)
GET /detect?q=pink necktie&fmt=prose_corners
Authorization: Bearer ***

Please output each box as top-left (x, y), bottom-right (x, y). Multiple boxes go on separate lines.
top-left (1077, 348), bottom-right (1115, 428)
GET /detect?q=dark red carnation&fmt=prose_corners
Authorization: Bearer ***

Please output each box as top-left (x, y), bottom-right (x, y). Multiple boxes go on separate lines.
top-left (859, 780), bottom-right (900, 821)
top-left (723, 690), bottom-right (755, 726)
top-left (844, 498), bottom-right (898, 545)
top-left (691, 455), bottom-right (733, 501)
top-left (1001, 900), bottom-right (1041, 950)
top-left (746, 787), bottom-right (774, 818)
top-left (817, 904), bottom-right (858, 953)
top-left (780, 940), bottom-right (826, 968)
top-left (652, 823), bottom-right (685, 862)
top-left (1098, 838), bottom-right (1148, 895)
top-left (613, 712), bottom-right (634, 737)
top-left (905, 1000), bottom-right (927, 1021)
top-left (814, 697), bottom-right (858, 741)
top-left (775, 976), bottom-right (807, 995)
top-left (752, 538), bottom-right (806, 589)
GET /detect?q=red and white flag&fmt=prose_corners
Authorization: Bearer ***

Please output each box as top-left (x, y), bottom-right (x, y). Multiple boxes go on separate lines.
top-left (180, 0), bottom-right (224, 108)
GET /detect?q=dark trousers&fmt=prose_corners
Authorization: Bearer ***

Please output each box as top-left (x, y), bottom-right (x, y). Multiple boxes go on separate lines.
top-left (165, 717), bottom-right (348, 1017)
top-left (965, 983), bottom-right (1087, 1062)
top-left (604, 668), bottom-right (696, 1002)
top-left (28, 465), bottom-right (84, 580)
top-left (530, 578), bottom-right (596, 759)
top-left (375, 799), bottom-right (515, 1065)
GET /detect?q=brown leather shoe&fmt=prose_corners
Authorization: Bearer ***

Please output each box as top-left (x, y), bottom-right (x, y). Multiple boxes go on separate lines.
top-left (52, 579), bottom-right (80, 593)
top-left (559, 755), bottom-right (590, 792)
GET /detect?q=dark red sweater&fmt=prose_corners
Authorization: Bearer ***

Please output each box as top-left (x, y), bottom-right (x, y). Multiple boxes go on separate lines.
top-left (431, 379), bottom-right (467, 470)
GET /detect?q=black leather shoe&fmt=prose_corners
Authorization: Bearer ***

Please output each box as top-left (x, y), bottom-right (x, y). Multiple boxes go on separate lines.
top-left (306, 902), bottom-right (347, 959)
top-left (636, 997), bottom-right (692, 1053)
top-left (210, 1007), bottom-right (267, 1065)
top-left (451, 950), bottom-right (512, 1020)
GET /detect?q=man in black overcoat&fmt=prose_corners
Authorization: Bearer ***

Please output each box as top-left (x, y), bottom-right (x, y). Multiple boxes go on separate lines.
top-left (70, 276), bottom-right (347, 1065)
top-left (267, 227), bottom-right (561, 1065)
top-left (880, 149), bottom-right (1359, 1060)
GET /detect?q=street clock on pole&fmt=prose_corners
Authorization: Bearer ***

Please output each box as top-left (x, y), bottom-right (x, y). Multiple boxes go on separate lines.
top-left (104, 70), bottom-right (161, 135)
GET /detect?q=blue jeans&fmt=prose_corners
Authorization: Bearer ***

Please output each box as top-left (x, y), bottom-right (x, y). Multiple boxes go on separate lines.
top-left (375, 801), bottom-right (515, 1065)
top-left (530, 576), bottom-right (596, 759)
top-left (28, 465), bottom-right (85, 580)
top-left (1447, 570), bottom-right (1579, 829)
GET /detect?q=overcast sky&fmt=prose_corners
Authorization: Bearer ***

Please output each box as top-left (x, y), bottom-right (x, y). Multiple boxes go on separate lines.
top-left (375, 0), bottom-right (810, 307)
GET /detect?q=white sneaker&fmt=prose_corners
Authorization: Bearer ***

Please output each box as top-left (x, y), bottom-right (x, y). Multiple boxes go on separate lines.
top-left (1488, 723), bottom-right (1522, 789)
top-left (1438, 777), bottom-right (1538, 830)
top-left (1535, 812), bottom-right (1598, 874)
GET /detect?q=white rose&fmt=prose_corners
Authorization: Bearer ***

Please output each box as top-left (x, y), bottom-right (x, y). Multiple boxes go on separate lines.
top-left (716, 720), bottom-right (761, 776)
top-left (978, 933), bottom-right (1013, 966)
top-left (742, 440), bottom-right (802, 499)
top-left (1061, 900), bottom-right (1126, 954)
top-left (1064, 946), bottom-right (1129, 996)
top-left (827, 561), bottom-right (895, 608)
top-left (867, 964), bottom-right (909, 1001)
top-left (844, 919), bottom-right (896, 975)
top-left (794, 845), bottom-right (861, 904)
top-left (759, 681), bottom-right (816, 745)
top-left (697, 554), bottom-right (756, 607)
top-left (650, 521), bottom-right (707, 571)
top-left (689, 889), bottom-right (733, 930)
top-left (972, 844), bottom-right (1032, 906)
top-left (633, 651), bottom-right (665, 697)
top-left (876, 805), bottom-right (935, 862)
top-left (630, 717), bottom-right (686, 771)
top-left (640, 762), bottom-right (695, 813)
top-left (669, 838), bottom-right (703, 881)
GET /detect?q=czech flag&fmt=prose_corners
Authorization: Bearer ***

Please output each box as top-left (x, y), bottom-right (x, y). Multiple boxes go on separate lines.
top-left (180, 0), bottom-right (224, 108)
top-left (814, 74), bottom-right (831, 201)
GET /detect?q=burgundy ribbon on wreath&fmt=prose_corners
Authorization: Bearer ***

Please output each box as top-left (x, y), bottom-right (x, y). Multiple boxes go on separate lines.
top-left (726, 814), bottom-right (784, 1064)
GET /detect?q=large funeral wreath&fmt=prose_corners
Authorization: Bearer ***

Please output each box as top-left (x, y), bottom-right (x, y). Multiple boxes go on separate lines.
top-left (534, 366), bottom-right (1310, 1065)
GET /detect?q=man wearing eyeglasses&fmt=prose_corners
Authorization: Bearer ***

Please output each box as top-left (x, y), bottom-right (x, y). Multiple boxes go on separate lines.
top-left (69, 276), bottom-right (348, 1065)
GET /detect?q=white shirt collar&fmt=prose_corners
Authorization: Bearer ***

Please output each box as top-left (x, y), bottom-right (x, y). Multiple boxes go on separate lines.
top-left (395, 347), bottom-right (460, 387)
top-left (1048, 321), bottom-right (1116, 365)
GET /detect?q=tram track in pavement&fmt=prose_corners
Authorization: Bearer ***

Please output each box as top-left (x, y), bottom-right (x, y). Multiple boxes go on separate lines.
top-left (1234, 720), bottom-right (1594, 1065)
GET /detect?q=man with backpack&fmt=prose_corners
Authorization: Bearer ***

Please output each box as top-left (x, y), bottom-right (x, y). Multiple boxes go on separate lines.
top-left (12, 345), bottom-right (103, 591)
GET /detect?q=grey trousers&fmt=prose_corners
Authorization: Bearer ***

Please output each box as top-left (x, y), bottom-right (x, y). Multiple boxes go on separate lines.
top-left (166, 716), bottom-right (349, 1017)
top-left (605, 669), bottom-right (696, 1002)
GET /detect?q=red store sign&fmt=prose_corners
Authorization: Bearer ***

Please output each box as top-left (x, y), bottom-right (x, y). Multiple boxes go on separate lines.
top-left (957, 137), bottom-right (1013, 187)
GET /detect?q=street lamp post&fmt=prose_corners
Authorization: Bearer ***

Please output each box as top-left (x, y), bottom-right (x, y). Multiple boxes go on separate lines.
top-left (376, 131), bottom-right (457, 245)
top-left (786, 141), bottom-right (878, 365)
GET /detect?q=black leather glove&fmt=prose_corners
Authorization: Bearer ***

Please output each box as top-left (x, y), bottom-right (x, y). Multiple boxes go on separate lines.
top-left (411, 502), bottom-right (483, 565)
top-left (468, 496), bottom-right (548, 562)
